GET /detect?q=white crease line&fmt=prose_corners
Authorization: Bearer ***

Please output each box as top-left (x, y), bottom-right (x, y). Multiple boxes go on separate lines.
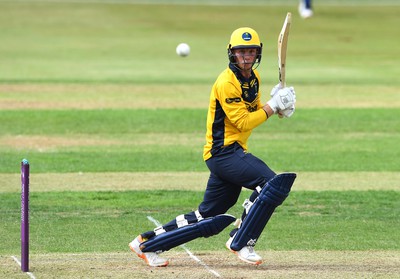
top-left (11, 256), bottom-right (37, 279)
top-left (147, 216), bottom-right (221, 278)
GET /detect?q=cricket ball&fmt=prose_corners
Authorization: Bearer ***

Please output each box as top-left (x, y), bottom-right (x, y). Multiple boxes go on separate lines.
top-left (176, 43), bottom-right (190, 57)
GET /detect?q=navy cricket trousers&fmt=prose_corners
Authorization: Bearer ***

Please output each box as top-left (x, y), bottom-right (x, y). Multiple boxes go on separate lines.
top-left (198, 142), bottom-right (276, 218)
top-left (140, 142), bottom-right (276, 240)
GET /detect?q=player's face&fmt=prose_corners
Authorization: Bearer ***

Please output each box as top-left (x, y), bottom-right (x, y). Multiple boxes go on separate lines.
top-left (233, 48), bottom-right (257, 71)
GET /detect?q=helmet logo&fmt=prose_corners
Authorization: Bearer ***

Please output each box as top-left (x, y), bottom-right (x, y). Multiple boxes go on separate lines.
top-left (242, 32), bottom-right (252, 41)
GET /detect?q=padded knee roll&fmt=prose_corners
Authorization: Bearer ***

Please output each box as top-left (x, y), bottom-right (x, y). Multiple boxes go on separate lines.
top-left (230, 173), bottom-right (296, 251)
top-left (141, 214), bottom-right (236, 253)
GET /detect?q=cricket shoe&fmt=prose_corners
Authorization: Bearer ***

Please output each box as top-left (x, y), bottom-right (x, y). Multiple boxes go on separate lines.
top-left (298, 1), bottom-right (313, 19)
top-left (225, 235), bottom-right (262, 265)
top-left (129, 235), bottom-right (169, 267)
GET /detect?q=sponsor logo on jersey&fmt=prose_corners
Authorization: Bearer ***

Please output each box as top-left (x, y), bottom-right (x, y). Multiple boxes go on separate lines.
top-left (226, 97), bottom-right (241, 104)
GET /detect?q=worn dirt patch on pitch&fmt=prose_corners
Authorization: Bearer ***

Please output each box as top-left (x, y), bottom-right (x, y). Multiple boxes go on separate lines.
top-left (3, 251), bottom-right (399, 279)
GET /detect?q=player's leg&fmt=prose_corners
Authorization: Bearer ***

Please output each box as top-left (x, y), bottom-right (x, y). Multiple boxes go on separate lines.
top-left (129, 211), bottom-right (236, 267)
top-left (129, 171), bottom-right (240, 267)
top-left (227, 173), bottom-right (296, 265)
top-left (140, 210), bottom-right (205, 240)
top-left (225, 152), bottom-right (275, 238)
top-left (136, 171), bottom-right (241, 241)
top-left (206, 144), bottom-right (278, 264)
top-left (130, 209), bottom-right (210, 267)
top-left (207, 145), bottom-right (296, 265)
top-left (198, 172), bottom-right (243, 218)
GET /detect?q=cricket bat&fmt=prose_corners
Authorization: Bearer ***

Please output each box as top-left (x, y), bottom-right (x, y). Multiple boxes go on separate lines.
top-left (278, 12), bottom-right (292, 87)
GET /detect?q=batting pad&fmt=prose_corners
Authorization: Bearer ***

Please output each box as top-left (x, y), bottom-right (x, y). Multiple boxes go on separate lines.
top-left (140, 214), bottom-right (236, 253)
top-left (230, 173), bottom-right (296, 251)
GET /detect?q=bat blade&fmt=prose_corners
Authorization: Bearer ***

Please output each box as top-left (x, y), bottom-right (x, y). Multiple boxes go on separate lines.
top-left (278, 12), bottom-right (292, 87)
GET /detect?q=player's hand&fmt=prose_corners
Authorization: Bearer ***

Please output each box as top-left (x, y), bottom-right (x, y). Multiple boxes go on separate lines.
top-left (278, 104), bottom-right (295, 118)
top-left (267, 87), bottom-right (296, 113)
top-left (270, 83), bottom-right (283, 97)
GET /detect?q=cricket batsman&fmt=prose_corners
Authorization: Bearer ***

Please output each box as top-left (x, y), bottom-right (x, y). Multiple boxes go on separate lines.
top-left (129, 27), bottom-right (297, 267)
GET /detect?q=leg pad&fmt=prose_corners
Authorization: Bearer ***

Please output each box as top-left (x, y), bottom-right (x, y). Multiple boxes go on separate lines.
top-left (141, 214), bottom-right (235, 253)
top-left (230, 173), bottom-right (296, 251)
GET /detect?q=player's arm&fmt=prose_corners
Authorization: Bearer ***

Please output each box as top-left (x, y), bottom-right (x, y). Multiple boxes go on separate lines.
top-left (262, 103), bottom-right (275, 119)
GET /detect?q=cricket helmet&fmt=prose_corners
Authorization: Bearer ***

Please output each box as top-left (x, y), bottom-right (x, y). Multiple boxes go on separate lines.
top-left (227, 27), bottom-right (263, 68)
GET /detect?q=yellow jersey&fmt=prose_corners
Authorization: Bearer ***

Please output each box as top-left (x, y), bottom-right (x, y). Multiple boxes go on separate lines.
top-left (203, 64), bottom-right (268, 161)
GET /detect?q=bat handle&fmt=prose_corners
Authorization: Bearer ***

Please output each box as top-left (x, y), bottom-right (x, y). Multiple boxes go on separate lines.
top-left (279, 70), bottom-right (286, 87)
top-left (278, 80), bottom-right (285, 119)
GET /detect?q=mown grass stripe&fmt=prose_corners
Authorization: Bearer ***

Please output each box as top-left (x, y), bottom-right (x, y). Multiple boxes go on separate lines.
top-left (1, 108), bottom-right (399, 134)
top-left (2, 172), bottom-right (400, 193)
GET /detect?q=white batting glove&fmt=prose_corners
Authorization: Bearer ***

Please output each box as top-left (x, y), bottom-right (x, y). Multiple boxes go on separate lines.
top-left (267, 87), bottom-right (296, 113)
top-left (278, 104), bottom-right (295, 118)
top-left (270, 83), bottom-right (283, 97)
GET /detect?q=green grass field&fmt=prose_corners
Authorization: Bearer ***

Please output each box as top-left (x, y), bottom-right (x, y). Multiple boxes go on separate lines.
top-left (1, 1), bottom-right (399, 278)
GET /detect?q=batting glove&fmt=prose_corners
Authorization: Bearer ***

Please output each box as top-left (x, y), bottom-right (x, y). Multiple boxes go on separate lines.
top-left (267, 87), bottom-right (296, 113)
top-left (270, 83), bottom-right (283, 98)
top-left (278, 104), bottom-right (295, 118)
